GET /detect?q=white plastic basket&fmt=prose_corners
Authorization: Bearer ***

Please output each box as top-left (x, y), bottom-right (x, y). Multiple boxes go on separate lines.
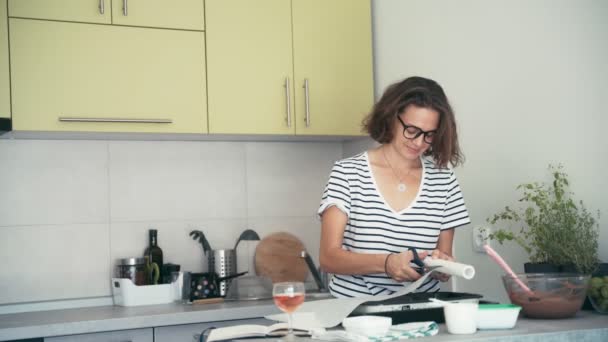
top-left (112, 274), bottom-right (182, 306)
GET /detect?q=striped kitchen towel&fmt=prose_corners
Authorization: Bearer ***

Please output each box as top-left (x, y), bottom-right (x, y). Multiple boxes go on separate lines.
top-left (369, 321), bottom-right (439, 341)
top-left (311, 321), bottom-right (438, 341)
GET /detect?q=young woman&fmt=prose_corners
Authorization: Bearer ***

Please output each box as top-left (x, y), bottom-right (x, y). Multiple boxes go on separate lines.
top-left (318, 76), bottom-right (470, 297)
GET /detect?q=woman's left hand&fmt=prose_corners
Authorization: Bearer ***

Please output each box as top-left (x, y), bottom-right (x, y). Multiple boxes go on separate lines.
top-left (429, 249), bottom-right (453, 282)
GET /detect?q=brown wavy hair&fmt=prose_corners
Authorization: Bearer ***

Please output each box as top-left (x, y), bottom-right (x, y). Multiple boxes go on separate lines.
top-left (363, 76), bottom-right (464, 168)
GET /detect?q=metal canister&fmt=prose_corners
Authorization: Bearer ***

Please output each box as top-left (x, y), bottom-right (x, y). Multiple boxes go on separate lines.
top-left (116, 257), bottom-right (146, 286)
top-left (208, 249), bottom-right (236, 296)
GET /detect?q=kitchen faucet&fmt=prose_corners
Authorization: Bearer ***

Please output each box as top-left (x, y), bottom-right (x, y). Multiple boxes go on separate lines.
top-left (300, 251), bottom-right (328, 292)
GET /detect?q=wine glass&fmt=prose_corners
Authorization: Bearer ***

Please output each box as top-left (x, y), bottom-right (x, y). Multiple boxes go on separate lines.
top-left (272, 282), bottom-right (306, 339)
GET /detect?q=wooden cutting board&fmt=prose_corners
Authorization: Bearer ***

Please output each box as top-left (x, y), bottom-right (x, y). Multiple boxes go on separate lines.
top-left (254, 232), bottom-right (309, 283)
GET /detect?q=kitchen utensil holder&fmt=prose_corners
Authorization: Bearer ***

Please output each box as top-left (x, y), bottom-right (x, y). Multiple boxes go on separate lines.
top-left (208, 249), bottom-right (236, 296)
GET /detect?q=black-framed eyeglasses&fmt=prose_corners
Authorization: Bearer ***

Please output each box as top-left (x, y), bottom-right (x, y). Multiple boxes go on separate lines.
top-left (397, 116), bottom-right (436, 144)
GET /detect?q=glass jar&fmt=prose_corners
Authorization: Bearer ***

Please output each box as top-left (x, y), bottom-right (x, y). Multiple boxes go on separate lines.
top-left (116, 257), bottom-right (146, 286)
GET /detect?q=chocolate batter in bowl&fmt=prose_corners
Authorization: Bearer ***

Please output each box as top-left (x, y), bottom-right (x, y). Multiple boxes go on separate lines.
top-left (502, 273), bottom-right (590, 319)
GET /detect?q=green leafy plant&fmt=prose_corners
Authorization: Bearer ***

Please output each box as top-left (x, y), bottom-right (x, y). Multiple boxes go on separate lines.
top-left (486, 164), bottom-right (600, 274)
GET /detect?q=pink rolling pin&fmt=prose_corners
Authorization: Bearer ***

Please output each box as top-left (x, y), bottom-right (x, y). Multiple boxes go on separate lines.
top-left (484, 244), bottom-right (535, 296)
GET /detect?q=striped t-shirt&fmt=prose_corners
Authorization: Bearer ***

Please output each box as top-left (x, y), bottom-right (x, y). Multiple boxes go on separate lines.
top-left (318, 152), bottom-right (470, 298)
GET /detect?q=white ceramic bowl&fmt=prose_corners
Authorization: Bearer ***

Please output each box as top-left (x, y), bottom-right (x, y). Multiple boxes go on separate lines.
top-left (342, 316), bottom-right (392, 337)
top-left (443, 302), bottom-right (479, 334)
top-left (476, 304), bottom-right (521, 329)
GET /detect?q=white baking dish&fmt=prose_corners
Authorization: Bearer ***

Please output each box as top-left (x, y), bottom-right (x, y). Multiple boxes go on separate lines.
top-left (477, 304), bottom-right (521, 329)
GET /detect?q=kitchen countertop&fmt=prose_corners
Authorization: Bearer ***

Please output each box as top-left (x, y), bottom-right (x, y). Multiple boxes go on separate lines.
top-left (430, 312), bottom-right (608, 341)
top-left (380, 312), bottom-right (608, 342)
top-left (0, 300), bottom-right (607, 342)
top-left (0, 299), bottom-right (281, 341)
top-left (251, 312), bottom-right (608, 342)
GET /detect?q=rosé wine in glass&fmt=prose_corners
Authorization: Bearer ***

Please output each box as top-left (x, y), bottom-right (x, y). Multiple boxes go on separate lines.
top-left (273, 292), bottom-right (305, 313)
top-left (272, 282), bottom-right (306, 339)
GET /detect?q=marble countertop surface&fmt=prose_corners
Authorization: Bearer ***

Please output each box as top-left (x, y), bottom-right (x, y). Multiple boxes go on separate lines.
top-left (0, 299), bottom-right (280, 341)
top-left (1, 299), bottom-right (607, 342)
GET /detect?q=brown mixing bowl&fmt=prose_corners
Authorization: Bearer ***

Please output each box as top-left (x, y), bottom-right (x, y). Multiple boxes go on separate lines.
top-left (502, 273), bottom-right (590, 319)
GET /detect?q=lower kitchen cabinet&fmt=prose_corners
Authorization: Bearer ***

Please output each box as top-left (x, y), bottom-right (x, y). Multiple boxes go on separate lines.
top-left (45, 328), bottom-right (152, 342)
top-left (10, 19), bottom-right (207, 133)
top-left (153, 318), bottom-right (271, 342)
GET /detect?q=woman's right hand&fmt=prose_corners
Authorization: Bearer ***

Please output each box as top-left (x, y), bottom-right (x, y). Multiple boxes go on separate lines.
top-left (385, 250), bottom-right (428, 282)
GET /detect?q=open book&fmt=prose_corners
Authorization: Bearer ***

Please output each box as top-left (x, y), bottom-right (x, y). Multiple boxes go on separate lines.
top-left (206, 323), bottom-right (309, 341)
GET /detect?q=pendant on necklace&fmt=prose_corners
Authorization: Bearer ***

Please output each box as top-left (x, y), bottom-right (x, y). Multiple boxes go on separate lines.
top-left (397, 183), bottom-right (407, 192)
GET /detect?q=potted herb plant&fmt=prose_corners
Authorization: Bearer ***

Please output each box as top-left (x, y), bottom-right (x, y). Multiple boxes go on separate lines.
top-left (485, 164), bottom-right (600, 275)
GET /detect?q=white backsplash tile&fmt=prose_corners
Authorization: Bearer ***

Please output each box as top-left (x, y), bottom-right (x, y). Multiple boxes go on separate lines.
top-left (0, 139), bottom-right (344, 309)
top-left (0, 223), bottom-right (111, 304)
top-left (247, 216), bottom-right (322, 264)
top-left (342, 137), bottom-right (377, 158)
top-left (0, 140), bottom-right (109, 227)
top-left (247, 216), bottom-right (322, 285)
top-left (245, 142), bottom-right (341, 218)
top-left (110, 219), bottom-right (249, 274)
top-left (108, 141), bottom-right (247, 222)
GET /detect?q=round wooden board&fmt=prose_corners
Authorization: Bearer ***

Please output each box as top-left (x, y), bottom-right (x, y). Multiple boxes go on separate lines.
top-left (254, 232), bottom-right (309, 283)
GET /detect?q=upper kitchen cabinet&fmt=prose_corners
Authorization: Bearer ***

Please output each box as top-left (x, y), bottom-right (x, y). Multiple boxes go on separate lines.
top-left (10, 19), bottom-right (208, 133)
top-left (292, 0), bottom-right (373, 136)
top-left (111, 0), bottom-right (205, 31)
top-left (1, 0), bottom-right (10, 120)
top-left (8, 0), bottom-right (111, 24)
top-left (206, 0), bottom-right (294, 135)
top-left (8, 0), bottom-right (204, 30)
top-left (206, 0), bottom-right (373, 136)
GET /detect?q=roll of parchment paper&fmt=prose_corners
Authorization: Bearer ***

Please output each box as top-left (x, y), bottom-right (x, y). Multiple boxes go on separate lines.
top-left (424, 258), bottom-right (476, 280)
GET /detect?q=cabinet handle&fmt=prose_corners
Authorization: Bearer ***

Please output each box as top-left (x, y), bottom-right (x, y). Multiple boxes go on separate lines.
top-left (58, 117), bottom-right (172, 124)
top-left (284, 77), bottom-right (292, 128)
top-left (123, 0), bottom-right (128, 16)
top-left (99, 0), bottom-right (105, 15)
top-left (303, 78), bottom-right (310, 127)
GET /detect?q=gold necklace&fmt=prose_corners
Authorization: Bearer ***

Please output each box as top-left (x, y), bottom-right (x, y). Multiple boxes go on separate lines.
top-left (382, 147), bottom-right (411, 193)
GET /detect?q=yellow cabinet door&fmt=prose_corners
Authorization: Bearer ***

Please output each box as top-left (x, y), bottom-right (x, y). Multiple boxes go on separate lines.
top-left (292, 0), bottom-right (374, 136)
top-left (111, 0), bottom-right (204, 30)
top-left (8, 0), bottom-right (111, 24)
top-left (10, 19), bottom-right (207, 133)
top-left (206, 0), bottom-right (294, 135)
top-left (1, 0), bottom-right (10, 119)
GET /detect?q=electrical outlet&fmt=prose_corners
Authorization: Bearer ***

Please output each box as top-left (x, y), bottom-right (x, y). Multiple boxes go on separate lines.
top-left (472, 225), bottom-right (491, 253)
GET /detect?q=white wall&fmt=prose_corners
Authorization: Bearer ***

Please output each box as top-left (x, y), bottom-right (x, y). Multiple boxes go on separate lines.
top-left (373, 0), bottom-right (608, 301)
top-left (0, 139), bottom-right (342, 312)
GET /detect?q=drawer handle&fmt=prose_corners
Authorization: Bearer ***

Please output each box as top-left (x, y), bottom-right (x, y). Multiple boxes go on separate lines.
top-left (284, 77), bottom-right (292, 128)
top-left (303, 78), bottom-right (310, 127)
top-left (58, 117), bottom-right (172, 124)
top-left (99, 0), bottom-right (105, 15)
top-left (123, 0), bottom-right (128, 16)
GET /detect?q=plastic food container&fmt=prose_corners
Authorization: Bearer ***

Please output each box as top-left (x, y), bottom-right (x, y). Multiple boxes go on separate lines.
top-left (342, 316), bottom-right (392, 337)
top-left (111, 273), bottom-right (183, 307)
top-left (116, 257), bottom-right (147, 286)
top-left (477, 304), bottom-right (521, 329)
